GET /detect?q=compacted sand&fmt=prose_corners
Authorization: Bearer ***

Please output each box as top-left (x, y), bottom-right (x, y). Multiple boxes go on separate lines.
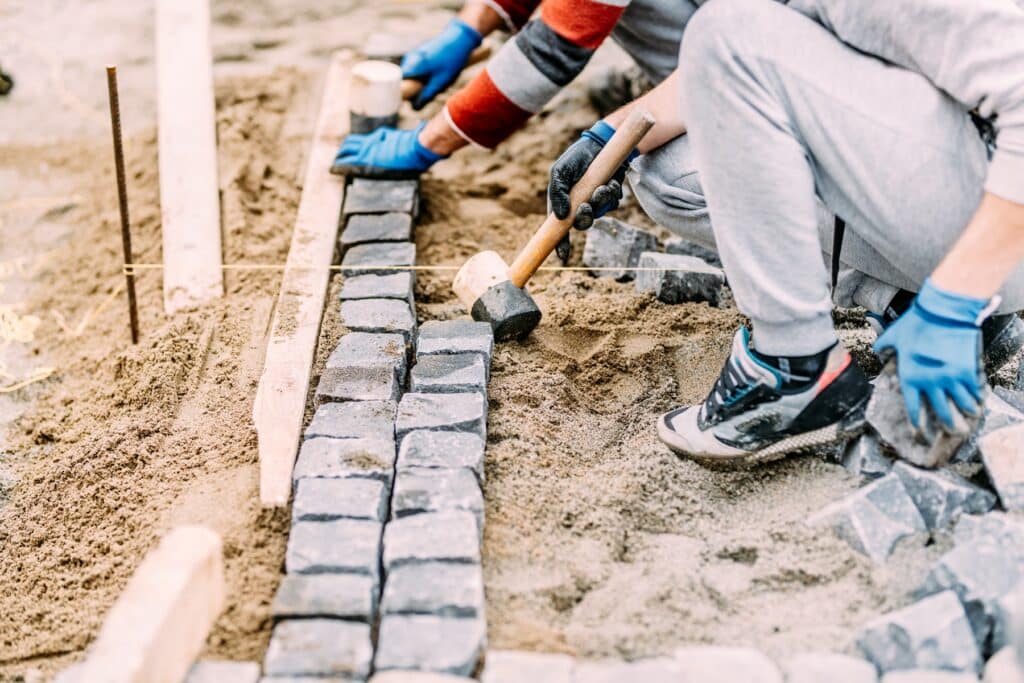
top-left (0, 1), bottom-right (942, 679)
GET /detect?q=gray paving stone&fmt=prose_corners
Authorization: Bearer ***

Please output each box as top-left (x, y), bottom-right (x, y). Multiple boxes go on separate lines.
top-left (953, 512), bottom-right (1024, 546)
top-left (952, 392), bottom-right (1024, 463)
top-left (581, 217), bottom-right (659, 281)
top-left (294, 437), bottom-right (396, 487)
top-left (984, 646), bottom-right (1024, 683)
top-left (293, 477), bottom-right (388, 522)
top-left (285, 519), bottom-right (382, 579)
top-left (481, 651), bottom-right (574, 683)
top-left (271, 574), bottom-right (377, 622)
top-left (304, 401), bottom-right (396, 441)
top-left (867, 360), bottom-right (978, 468)
top-left (672, 646), bottom-right (783, 683)
top-left (341, 212), bottom-right (413, 248)
top-left (842, 433), bottom-right (894, 481)
top-left (392, 468), bottom-right (483, 524)
top-left (574, 658), bottom-right (684, 683)
top-left (264, 619), bottom-right (372, 679)
top-left (343, 178), bottom-right (419, 216)
top-left (381, 562), bottom-right (484, 617)
top-left (315, 365), bottom-right (401, 404)
top-left (396, 392), bottom-right (486, 441)
top-left (881, 673), bottom-right (978, 683)
top-left (260, 678), bottom-right (354, 683)
top-left (892, 461), bottom-right (996, 530)
top-left (327, 332), bottom-right (408, 379)
top-left (664, 236), bottom-right (722, 267)
top-left (341, 241), bottom-right (416, 277)
top-left (397, 431), bottom-right (485, 483)
top-left (993, 581), bottom-right (1024, 654)
top-left (370, 674), bottom-right (475, 683)
top-left (410, 353), bottom-right (487, 395)
top-left (340, 299), bottom-right (416, 342)
top-left (921, 527), bottom-right (1024, 649)
top-left (634, 251), bottom-right (724, 306)
top-left (809, 473), bottom-right (926, 563)
top-left (857, 591), bottom-right (981, 674)
top-left (374, 615), bottom-right (485, 676)
top-left (383, 510), bottom-right (480, 571)
top-left (340, 272), bottom-right (414, 306)
top-left (186, 661), bottom-right (260, 683)
top-left (783, 653), bottom-right (877, 683)
top-left (981, 424), bottom-right (1024, 511)
top-left (417, 320), bottom-right (494, 370)
top-left (995, 386), bottom-right (1024, 415)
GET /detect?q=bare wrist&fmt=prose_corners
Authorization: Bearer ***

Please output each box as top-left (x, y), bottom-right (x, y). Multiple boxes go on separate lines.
top-left (418, 114), bottom-right (468, 156)
top-left (458, 1), bottom-right (504, 35)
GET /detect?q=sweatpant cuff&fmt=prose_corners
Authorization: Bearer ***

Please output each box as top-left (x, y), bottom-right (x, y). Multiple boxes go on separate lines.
top-left (751, 314), bottom-right (838, 357)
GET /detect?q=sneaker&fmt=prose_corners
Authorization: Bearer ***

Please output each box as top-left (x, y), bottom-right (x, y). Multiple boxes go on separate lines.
top-left (867, 289), bottom-right (1024, 375)
top-left (657, 328), bottom-right (871, 467)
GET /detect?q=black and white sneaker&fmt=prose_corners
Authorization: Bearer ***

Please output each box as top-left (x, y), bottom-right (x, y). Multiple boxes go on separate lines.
top-left (658, 328), bottom-right (871, 467)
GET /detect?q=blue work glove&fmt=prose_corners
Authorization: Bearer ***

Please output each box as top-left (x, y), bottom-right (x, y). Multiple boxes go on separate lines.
top-left (402, 18), bottom-right (482, 110)
top-left (874, 278), bottom-right (995, 430)
top-left (331, 122), bottom-right (444, 179)
top-left (548, 120), bottom-right (639, 263)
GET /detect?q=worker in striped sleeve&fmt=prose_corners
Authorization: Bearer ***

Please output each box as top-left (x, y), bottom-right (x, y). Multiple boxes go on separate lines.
top-left (331, 0), bottom-right (698, 179)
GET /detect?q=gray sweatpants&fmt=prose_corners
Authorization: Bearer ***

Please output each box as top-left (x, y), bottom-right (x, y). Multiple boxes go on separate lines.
top-left (630, 0), bottom-right (1024, 356)
top-left (611, 0), bottom-right (703, 84)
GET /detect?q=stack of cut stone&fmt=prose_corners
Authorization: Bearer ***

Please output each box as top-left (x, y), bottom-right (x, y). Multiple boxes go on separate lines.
top-left (581, 217), bottom-right (724, 306)
top-left (263, 178), bottom-right (422, 682)
top-left (809, 370), bottom-right (1024, 680)
top-left (374, 319), bottom-right (493, 677)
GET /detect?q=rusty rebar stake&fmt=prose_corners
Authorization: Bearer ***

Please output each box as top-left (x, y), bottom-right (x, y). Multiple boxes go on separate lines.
top-left (105, 65), bottom-right (140, 344)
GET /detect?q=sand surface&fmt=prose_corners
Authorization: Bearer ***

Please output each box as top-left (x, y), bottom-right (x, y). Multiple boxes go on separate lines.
top-left (0, 1), bottom-right (944, 680)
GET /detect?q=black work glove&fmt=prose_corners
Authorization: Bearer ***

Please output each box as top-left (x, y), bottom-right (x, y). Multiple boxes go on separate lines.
top-left (548, 121), bottom-right (637, 263)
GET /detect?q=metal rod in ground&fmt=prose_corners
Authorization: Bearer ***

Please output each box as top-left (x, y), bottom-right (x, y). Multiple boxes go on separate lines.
top-left (105, 65), bottom-right (140, 344)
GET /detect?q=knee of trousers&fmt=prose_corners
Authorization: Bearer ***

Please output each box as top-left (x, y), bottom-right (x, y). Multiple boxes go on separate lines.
top-left (627, 157), bottom-right (716, 248)
top-left (679, 0), bottom-right (777, 102)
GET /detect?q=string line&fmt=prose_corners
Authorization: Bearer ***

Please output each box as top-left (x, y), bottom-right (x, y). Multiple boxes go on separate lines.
top-left (121, 263), bottom-right (703, 274)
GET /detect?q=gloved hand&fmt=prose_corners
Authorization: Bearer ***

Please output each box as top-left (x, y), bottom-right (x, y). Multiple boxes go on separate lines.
top-left (874, 278), bottom-right (995, 430)
top-left (402, 18), bottom-right (482, 110)
top-left (548, 120), bottom-right (637, 232)
top-left (331, 123), bottom-right (444, 179)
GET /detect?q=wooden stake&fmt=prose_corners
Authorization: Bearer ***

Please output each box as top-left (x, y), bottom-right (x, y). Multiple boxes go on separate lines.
top-left (106, 66), bottom-right (140, 345)
top-left (155, 0), bottom-right (224, 314)
top-left (253, 53), bottom-right (351, 507)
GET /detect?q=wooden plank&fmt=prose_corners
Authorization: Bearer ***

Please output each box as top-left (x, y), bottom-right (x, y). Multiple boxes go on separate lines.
top-left (254, 53), bottom-right (351, 507)
top-left (73, 526), bottom-right (225, 683)
top-left (156, 0), bottom-right (224, 313)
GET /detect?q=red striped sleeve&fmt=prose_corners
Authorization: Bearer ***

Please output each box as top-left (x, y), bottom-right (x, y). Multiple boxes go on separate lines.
top-left (445, 70), bottom-right (533, 149)
top-left (540, 1), bottom-right (626, 49)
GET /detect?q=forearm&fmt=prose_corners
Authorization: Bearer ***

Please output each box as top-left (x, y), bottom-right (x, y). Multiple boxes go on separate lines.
top-left (931, 193), bottom-right (1024, 300)
top-left (458, 1), bottom-right (507, 36)
top-left (603, 70), bottom-right (686, 154)
top-left (418, 112), bottom-right (470, 156)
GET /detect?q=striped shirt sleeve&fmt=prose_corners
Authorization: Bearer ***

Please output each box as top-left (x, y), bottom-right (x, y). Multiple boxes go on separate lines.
top-left (446, 0), bottom-right (631, 149)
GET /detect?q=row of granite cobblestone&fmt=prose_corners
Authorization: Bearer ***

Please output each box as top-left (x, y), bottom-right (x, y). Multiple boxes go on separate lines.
top-left (258, 176), bottom-right (494, 681)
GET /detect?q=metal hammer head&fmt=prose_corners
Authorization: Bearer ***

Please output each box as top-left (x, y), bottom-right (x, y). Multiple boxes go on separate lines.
top-left (453, 251), bottom-right (542, 341)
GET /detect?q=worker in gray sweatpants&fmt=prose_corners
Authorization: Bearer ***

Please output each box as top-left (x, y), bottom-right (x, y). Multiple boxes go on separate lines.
top-left (547, 0), bottom-right (1024, 466)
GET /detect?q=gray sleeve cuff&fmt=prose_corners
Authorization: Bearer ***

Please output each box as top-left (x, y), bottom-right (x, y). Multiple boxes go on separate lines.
top-left (987, 150), bottom-right (1024, 206)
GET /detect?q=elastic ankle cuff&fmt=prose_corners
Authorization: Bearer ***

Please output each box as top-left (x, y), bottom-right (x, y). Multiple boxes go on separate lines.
top-left (751, 314), bottom-right (837, 357)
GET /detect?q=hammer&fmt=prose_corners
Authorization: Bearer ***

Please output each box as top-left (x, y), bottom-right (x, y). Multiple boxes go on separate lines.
top-left (350, 46), bottom-right (493, 135)
top-left (452, 108), bottom-right (655, 341)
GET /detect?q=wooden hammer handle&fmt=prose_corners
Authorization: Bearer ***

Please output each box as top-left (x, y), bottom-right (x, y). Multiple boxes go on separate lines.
top-left (401, 44), bottom-right (493, 100)
top-left (507, 108), bottom-right (655, 288)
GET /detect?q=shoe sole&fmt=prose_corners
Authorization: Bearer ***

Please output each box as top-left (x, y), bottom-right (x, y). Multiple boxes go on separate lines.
top-left (658, 398), bottom-right (868, 471)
